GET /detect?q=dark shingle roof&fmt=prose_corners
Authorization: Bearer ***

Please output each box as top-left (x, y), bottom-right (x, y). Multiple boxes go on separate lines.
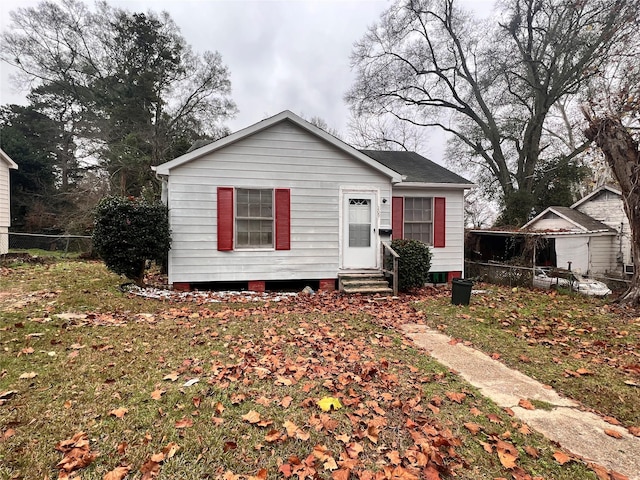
top-left (542, 206), bottom-right (615, 232)
top-left (359, 150), bottom-right (472, 184)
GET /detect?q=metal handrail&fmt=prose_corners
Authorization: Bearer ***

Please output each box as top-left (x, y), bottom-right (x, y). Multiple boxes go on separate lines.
top-left (381, 241), bottom-right (399, 295)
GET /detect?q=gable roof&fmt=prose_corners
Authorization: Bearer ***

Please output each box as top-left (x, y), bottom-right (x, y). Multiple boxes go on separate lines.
top-left (154, 110), bottom-right (403, 182)
top-left (571, 185), bottom-right (621, 209)
top-left (522, 206), bottom-right (615, 233)
top-left (0, 148), bottom-right (18, 169)
top-left (360, 150), bottom-right (473, 186)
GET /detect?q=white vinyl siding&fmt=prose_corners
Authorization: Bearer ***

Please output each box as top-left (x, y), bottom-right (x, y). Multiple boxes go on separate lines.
top-left (394, 187), bottom-right (465, 274)
top-left (166, 121), bottom-right (392, 283)
top-left (0, 164), bottom-right (10, 254)
top-left (0, 163), bottom-right (10, 228)
top-left (588, 236), bottom-right (616, 275)
top-left (576, 191), bottom-right (629, 273)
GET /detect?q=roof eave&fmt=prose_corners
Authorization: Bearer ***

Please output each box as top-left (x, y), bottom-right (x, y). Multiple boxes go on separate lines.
top-left (393, 181), bottom-right (475, 189)
top-left (571, 185), bottom-right (621, 208)
top-left (0, 148), bottom-right (18, 169)
top-left (521, 207), bottom-right (589, 232)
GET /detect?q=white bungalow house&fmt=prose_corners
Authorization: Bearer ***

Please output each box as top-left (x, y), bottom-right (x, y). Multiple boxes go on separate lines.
top-left (0, 148), bottom-right (18, 254)
top-left (153, 111), bottom-right (474, 292)
top-left (522, 186), bottom-right (630, 276)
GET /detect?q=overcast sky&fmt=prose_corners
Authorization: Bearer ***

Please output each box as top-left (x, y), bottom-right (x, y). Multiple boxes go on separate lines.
top-left (0, 0), bottom-right (495, 162)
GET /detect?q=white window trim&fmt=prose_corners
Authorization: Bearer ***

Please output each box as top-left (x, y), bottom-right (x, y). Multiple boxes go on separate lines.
top-left (404, 196), bottom-right (434, 245)
top-left (234, 187), bottom-right (275, 250)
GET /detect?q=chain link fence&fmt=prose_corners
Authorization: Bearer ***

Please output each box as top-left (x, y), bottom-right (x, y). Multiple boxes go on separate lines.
top-left (465, 260), bottom-right (534, 287)
top-left (8, 232), bottom-right (93, 256)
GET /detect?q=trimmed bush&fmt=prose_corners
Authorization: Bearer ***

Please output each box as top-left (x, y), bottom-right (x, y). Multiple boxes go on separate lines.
top-left (391, 238), bottom-right (432, 292)
top-left (93, 196), bottom-right (170, 286)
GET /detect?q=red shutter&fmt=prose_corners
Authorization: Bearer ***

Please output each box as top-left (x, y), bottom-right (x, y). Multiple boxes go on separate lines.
top-left (433, 197), bottom-right (446, 248)
top-left (275, 188), bottom-right (291, 250)
top-left (392, 197), bottom-right (404, 240)
top-left (217, 187), bottom-right (234, 251)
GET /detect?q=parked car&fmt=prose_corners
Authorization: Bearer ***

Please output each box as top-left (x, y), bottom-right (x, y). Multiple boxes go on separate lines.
top-left (533, 268), bottom-right (612, 296)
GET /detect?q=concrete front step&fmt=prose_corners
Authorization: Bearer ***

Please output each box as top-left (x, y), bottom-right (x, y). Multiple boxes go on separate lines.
top-left (342, 285), bottom-right (394, 294)
top-left (338, 273), bottom-right (393, 295)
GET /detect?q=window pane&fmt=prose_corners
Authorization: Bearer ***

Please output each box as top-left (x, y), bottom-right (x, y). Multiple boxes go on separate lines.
top-left (404, 197), bottom-right (433, 244)
top-left (349, 224), bottom-right (371, 247)
top-left (235, 189), bottom-right (274, 247)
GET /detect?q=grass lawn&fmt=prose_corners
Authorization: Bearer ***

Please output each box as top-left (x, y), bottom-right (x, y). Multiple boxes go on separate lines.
top-left (415, 284), bottom-right (640, 429)
top-left (0, 259), bottom-right (635, 479)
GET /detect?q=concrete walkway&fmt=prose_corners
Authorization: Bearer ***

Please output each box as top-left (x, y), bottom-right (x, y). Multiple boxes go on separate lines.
top-left (401, 323), bottom-right (640, 480)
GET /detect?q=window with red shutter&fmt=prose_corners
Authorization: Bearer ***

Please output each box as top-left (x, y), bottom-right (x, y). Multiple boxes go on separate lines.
top-left (218, 187), bottom-right (291, 251)
top-left (392, 197), bottom-right (404, 239)
top-left (217, 187), bottom-right (234, 251)
top-left (275, 188), bottom-right (291, 250)
top-left (433, 197), bottom-right (446, 248)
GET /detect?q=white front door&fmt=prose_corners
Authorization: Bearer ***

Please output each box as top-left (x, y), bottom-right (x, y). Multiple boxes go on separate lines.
top-left (342, 192), bottom-right (378, 269)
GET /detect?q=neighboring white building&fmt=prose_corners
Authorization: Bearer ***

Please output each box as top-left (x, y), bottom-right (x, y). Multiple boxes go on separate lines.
top-left (522, 186), bottom-right (631, 276)
top-left (154, 111), bottom-right (474, 291)
top-left (0, 148), bottom-right (18, 254)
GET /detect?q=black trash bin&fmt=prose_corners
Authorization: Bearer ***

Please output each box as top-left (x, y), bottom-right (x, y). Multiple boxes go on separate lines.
top-left (451, 278), bottom-right (473, 305)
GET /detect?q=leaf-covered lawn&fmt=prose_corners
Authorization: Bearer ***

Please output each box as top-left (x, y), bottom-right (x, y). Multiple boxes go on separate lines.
top-left (416, 285), bottom-right (640, 429)
top-left (0, 260), bottom-right (633, 479)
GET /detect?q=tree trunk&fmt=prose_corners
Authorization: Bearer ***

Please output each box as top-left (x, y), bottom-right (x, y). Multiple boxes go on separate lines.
top-left (584, 114), bottom-right (640, 306)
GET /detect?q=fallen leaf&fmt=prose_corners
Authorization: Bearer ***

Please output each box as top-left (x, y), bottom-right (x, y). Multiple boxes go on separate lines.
top-left (464, 422), bottom-right (482, 435)
top-left (175, 417), bottom-right (194, 429)
top-left (497, 450), bottom-right (517, 468)
top-left (162, 442), bottom-right (180, 459)
top-left (279, 463), bottom-right (292, 477)
top-left (603, 416), bottom-right (621, 426)
top-left (332, 468), bottom-right (350, 480)
top-left (163, 372), bottom-right (179, 381)
top-left (103, 465), bottom-right (131, 480)
top-left (385, 450), bottom-right (402, 465)
top-left (242, 410), bottom-right (261, 424)
top-left (496, 440), bottom-right (518, 469)
top-left (19, 372), bottom-right (37, 380)
top-left (628, 426), bottom-right (640, 437)
top-left (1, 428), bottom-right (16, 441)
top-left (150, 388), bottom-right (166, 400)
top-left (604, 429), bottom-right (623, 439)
top-left (109, 407), bottom-right (128, 419)
top-left (317, 397), bottom-right (343, 412)
top-left (553, 450), bottom-right (572, 465)
top-left (323, 457), bottom-right (338, 471)
top-left (56, 432), bottom-right (97, 474)
top-left (610, 472), bottom-right (631, 480)
top-left (445, 391), bottom-right (466, 404)
top-left (518, 399), bottom-right (535, 410)
top-left (524, 445), bottom-right (539, 458)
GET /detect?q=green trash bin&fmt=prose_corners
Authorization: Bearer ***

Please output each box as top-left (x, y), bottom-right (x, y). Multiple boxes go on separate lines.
top-left (451, 278), bottom-right (473, 305)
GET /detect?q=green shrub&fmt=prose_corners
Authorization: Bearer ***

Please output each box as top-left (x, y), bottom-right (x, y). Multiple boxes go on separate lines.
top-left (391, 238), bottom-right (432, 292)
top-left (93, 196), bottom-right (170, 286)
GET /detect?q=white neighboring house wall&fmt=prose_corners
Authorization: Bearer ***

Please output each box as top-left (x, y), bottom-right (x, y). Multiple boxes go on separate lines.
top-left (0, 148), bottom-right (18, 254)
top-left (161, 120), bottom-right (393, 284)
top-left (572, 187), bottom-right (629, 273)
top-left (392, 186), bottom-right (466, 275)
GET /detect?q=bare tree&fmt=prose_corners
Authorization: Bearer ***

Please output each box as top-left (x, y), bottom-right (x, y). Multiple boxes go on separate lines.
top-left (347, 111), bottom-right (428, 152)
top-left (1, 0), bottom-right (236, 196)
top-left (347, 0), bottom-right (638, 226)
top-left (582, 25), bottom-right (640, 305)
